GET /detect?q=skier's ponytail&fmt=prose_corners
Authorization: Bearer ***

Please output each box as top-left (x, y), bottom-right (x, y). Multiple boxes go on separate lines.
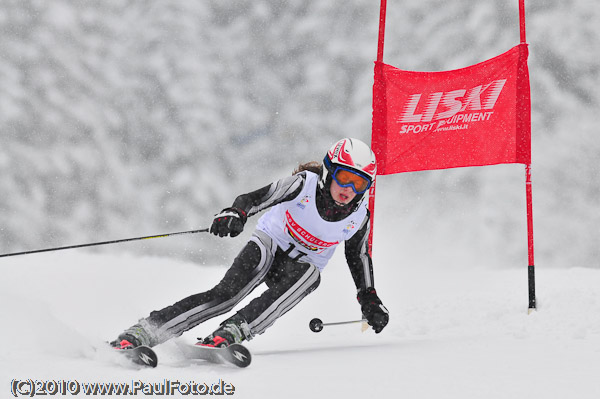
top-left (293, 161), bottom-right (322, 176)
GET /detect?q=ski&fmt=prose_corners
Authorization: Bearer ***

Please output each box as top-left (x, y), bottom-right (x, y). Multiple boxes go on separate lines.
top-left (179, 343), bottom-right (252, 368)
top-left (111, 342), bottom-right (250, 368)
top-left (118, 345), bottom-right (158, 368)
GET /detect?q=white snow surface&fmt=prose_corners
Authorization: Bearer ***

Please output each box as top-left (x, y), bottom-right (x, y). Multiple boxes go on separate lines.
top-left (1, 249), bottom-right (599, 398)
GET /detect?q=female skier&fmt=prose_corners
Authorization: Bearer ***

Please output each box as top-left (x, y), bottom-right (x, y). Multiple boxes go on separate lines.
top-left (112, 138), bottom-right (389, 349)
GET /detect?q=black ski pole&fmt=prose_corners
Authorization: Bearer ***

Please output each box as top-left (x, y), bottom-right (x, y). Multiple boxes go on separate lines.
top-left (0, 228), bottom-right (210, 259)
top-left (309, 317), bottom-right (367, 333)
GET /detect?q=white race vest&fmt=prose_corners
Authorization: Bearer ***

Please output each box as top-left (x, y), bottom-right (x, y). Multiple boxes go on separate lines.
top-left (256, 172), bottom-right (367, 271)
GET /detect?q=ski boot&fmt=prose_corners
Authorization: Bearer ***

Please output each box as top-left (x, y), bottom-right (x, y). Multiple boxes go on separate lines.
top-left (110, 320), bottom-right (155, 350)
top-left (200, 314), bottom-right (252, 348)
top-left (109, 321), bottom-right (159, 367)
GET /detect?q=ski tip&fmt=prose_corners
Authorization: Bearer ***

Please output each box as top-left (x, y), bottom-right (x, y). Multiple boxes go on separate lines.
top-left (134, 346), bottom-right (159, 368)
top-left (117, 345), bottom-right (158, 368)
top-left (228, 344), bottom-right (252, 368)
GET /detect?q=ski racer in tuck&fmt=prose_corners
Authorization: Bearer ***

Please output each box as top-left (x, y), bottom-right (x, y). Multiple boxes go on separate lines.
top-left (112, 138), bottom-right (389, 349)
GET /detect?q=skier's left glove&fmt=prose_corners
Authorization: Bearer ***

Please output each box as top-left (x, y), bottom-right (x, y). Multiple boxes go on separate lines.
top-left (357, 287), bottom-right (389, 333)
top-left (210, 207), bottom-right (247, 237)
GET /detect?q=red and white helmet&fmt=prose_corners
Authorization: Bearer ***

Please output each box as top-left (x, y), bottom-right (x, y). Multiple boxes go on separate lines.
top-left (320, 138), bottom-right (377, 195)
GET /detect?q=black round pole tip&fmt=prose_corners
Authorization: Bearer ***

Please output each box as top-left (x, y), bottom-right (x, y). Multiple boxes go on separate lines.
top-left (309, 318), bottom-right (323, 333)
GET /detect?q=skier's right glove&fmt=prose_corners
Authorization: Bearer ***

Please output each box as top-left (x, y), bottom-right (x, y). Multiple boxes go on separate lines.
top-left (357, 287), bottom-right (389, 333)
top-left (210, 207), bottom-right (247, 237)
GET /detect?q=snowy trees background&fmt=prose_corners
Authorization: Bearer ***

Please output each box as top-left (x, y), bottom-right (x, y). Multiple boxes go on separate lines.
top-left (0, 0), bottom-right (597, 268)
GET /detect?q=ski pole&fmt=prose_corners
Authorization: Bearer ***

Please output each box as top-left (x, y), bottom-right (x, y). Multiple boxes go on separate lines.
top-left (309, 317), bottom-right (367, 333)
top-left (0, 228), bottom-right (210, 258)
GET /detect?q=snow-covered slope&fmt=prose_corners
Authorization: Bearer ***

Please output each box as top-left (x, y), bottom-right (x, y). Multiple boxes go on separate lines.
top-left (1, 248), bottom-right (599, 398)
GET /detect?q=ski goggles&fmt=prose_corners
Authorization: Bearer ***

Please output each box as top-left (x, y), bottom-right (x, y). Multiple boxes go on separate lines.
top-left (331, 167), bottom-right (372, 194)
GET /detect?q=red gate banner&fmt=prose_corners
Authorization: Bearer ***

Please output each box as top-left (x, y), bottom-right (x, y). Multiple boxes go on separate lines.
top-left (371, 44), bottom-right (531, 174)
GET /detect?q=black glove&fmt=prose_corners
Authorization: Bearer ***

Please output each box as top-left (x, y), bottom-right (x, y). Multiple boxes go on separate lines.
top-left (357, 287), bottom-right (389, 333)
top-left (210, 207), bottom-right (247, 237)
